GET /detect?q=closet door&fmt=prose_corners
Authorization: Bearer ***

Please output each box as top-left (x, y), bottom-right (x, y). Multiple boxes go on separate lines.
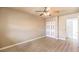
top-left (51, 17), bottom-right (58, 38)
top-left (46, 17), bottom-right (57, 38)
top-left (46, 20), bottom-right (51, 37)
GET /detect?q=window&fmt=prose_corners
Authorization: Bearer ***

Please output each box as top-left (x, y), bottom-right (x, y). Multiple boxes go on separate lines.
top-left (66, 17), bottom-right (78, 45)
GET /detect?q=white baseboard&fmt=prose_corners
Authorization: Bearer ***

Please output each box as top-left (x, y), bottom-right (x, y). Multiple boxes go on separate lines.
top-left (46, 36), bottom-right (65, 40)
top-left (0, 36), bottom-right (45, 50)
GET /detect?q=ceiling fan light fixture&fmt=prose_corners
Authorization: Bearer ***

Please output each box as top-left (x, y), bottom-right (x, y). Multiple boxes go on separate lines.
top-left (36, 7), bottom-right (51, 16)
top-left (47, 12), bottom-right (50, 15)
top-left (44, 12), bottom-right (50, 16)
top-left (44, 12), bottom-right (47, 16)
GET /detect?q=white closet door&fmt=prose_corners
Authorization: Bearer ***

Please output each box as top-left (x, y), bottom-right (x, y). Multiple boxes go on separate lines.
top-left (46, 19), bottom-right (52, 37)
top-left (46, 17), bottom-right (57, 38)
top-left (51, 20), bottom-right (55, 38)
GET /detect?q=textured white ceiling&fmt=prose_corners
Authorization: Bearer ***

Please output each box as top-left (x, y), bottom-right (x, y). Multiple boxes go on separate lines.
top-left (11, 7), bottom-right (79, 17)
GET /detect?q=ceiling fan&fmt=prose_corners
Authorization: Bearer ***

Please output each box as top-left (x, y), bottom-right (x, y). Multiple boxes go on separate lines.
top-left (36, 7), bottom-right (51, 16)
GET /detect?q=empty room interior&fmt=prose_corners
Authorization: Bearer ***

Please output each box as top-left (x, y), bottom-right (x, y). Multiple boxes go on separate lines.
top-left (0, 7), bottom-right (79, 52)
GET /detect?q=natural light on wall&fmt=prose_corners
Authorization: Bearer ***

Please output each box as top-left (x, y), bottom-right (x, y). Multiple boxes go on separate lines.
top-left (66, 17), bottom-right (78, 45)
top-left (6, 23), bottom-right (28, 42)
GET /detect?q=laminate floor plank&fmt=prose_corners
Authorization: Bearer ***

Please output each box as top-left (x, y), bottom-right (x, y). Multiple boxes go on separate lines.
top-left (0, 37), bottom-right (79, 52)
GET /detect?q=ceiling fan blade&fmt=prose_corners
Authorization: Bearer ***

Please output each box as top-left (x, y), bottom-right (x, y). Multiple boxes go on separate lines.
top-left (36, 11), bottom-right (44, 12)
top-left (40, 13), bottom-right (43, 16)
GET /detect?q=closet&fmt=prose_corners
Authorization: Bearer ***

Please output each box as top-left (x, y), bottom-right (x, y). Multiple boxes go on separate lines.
top-left (46, 13), bottom-right (79, 43)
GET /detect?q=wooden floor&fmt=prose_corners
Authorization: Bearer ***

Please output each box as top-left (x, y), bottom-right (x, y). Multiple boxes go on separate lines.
top-left (0, 37), bottom-right (79, 52)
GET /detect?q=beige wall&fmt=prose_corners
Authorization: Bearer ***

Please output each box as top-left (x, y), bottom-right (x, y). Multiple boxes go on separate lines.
top-left (0, 8), bottom-right (45, 48)
top-left (59, 15), bottom-right (66, 40)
